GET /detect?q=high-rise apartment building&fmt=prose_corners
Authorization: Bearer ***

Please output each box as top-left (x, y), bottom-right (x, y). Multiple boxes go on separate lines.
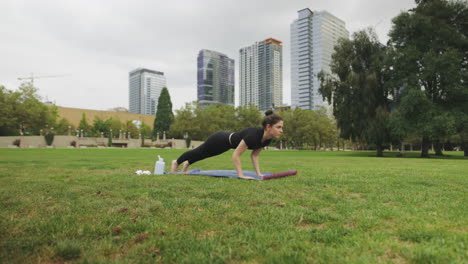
top-left (240, 38), bottom-right (283, 111)
top-left (197, 49), bottom-right (235, 107)
top-left (129, 68), bottom-right (166, 115)
top-left (290, 9), bottom-right (349, 110)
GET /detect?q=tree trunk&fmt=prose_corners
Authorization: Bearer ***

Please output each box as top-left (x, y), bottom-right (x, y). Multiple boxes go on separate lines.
top-left (462, 141), bottom-right (468, 157)
top-left (434, 140), bottom-right (444, 156)
top-left (376, 144), bottom-right (384, 157)
top-left (421, 137), bottom-right (430, 158)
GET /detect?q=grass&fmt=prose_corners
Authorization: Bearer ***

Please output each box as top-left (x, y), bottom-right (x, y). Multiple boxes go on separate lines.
top-left (0, 149), bottom-right (466, 263)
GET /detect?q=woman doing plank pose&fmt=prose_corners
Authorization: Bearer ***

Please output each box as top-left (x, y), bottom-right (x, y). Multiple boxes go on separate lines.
top-left (170, 110), bottom-right (283, 179)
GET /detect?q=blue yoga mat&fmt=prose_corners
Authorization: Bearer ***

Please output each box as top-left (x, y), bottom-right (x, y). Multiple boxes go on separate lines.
top-left (165, 169), bottom-right (297, 180)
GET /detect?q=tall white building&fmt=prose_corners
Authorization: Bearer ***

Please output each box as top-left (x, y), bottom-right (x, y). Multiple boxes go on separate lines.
top-left (291, 9), bottom-right (349, 110)
top-left (240, 38), bottom-right (283, 111)
top-left (129, 68), bottom-right (166, 115)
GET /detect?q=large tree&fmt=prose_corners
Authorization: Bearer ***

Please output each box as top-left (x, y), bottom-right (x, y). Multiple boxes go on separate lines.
top-left (169, 102), bottom-right (201, 140)
top-left (0, 83), bottom-right (56, 136)
top-left (318, 29), bottom-right (391, 156)
top-left (235, 104), bottom-right (262, 132)
top-left (153, 87), bottom-right (174, 138)
top-left (388, 0), bottom-right (468, 157)
top-left (281, 107), bottom-right (338, 150)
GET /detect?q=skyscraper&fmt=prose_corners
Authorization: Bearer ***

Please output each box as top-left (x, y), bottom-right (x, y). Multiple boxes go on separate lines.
top-left (129, 68), bottom-right (166, 115)
top-left (240, 38), bottom-right (283, 111)
top-left (290, 9), bottom-right (349, 110)
top-left (197, 49), bottom-right (235, 107)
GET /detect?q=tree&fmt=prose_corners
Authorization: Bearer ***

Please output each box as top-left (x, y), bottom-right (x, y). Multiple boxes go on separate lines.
top-left (169, 102), bottom-right (201, 140)
top-left (0, 83), bottom-right (56, 136)
top-left (197, 104), bottom-right (237, 140)
top-left (55, 118), bottom-right (74, 135)
top-left (318, 29), bottom-right (391, 156)
top-left (139, 122), bottom-right (152, 139)
top-left (281, 108), bottom-right (337, 150)
top-left (123, 121), bottom-right (139, 139)
top-left (107, 118), bottom-right (123, 137)
top-left (388, 0), bottom-right (468, 157)
top-left (235, 104), bottom-right (262, 132)
top-left (91, 116), bottom-right (116, 137)
top-left (0, 86), bottom-right (18, 135)
top-left (78, 113), bottom-right (91, 136)
top-left (153, 87), bottom-right (174, 138)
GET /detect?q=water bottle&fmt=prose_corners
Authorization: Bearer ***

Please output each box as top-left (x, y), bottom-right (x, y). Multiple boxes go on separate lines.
top-left (154, 155), bottom-right (165, 175)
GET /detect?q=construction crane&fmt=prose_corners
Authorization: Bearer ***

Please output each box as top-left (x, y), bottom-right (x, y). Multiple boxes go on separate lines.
top-left (17, 73), bottom-right (68, 86)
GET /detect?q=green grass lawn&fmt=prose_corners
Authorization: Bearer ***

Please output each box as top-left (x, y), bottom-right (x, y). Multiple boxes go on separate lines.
top-left (0, 149), bottom-right (466, 263)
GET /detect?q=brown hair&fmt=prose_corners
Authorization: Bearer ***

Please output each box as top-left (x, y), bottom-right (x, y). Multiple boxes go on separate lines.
top-left (262, 110), bottom-right (283, 128)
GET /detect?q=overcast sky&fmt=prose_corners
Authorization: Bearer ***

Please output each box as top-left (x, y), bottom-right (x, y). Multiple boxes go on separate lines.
top-left (0, 0), bottom-right (416, 112)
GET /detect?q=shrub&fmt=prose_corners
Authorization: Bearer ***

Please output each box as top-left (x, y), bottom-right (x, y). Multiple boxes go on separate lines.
top-left (44, 133), bottom-right (55, 146)
top-left (13, 139), bottom-right (20, 147)
top-left (185, 136), bottom-right (191, 148)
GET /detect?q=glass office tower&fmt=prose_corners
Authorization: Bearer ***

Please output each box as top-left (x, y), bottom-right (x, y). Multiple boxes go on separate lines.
top-left (291, 9), bottom-right (349, 110)
top-left (197, 49), bottom-right (235, 107)
top-left (129, 68), bottom-right (166, 115)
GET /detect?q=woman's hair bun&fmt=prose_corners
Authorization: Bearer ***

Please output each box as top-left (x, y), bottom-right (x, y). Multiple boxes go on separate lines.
top-left (265, 110), bottom-right (274, 116)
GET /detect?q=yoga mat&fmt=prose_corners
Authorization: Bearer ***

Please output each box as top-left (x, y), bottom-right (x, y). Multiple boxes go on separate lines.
top-left (165, 169), bottom-right (297, 180)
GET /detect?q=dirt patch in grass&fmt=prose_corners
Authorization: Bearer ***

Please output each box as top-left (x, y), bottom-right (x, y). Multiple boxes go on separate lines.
top-left (133, 232), bottom-right (149, 243)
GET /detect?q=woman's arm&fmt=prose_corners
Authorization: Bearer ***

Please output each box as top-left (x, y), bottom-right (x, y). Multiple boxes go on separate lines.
top-left (251, 148), bottom-right (263, 177)
top-left (232, 140), bottom-right (253, 179)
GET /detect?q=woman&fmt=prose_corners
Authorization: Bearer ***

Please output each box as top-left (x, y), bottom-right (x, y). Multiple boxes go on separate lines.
top-left (170, 110), bottom-right (283, 179)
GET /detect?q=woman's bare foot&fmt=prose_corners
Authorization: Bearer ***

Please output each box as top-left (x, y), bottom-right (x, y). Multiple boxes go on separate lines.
top-left (181, 161), bottom-right (190, 174)
top-left (170, 160), bottom-right (178, 174)
top-left (239, 175), bottom-right (255, 180)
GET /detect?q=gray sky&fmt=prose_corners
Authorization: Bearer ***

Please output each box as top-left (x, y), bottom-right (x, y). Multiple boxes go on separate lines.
top-left (0, 0), bottom-right (416, 112)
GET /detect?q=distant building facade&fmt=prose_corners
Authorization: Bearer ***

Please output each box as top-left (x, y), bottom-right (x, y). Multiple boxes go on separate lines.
top-left (129, 68), bottom-right (166, 115)
top-left (290, 9), bottom-right (349, 110)
top-left (197, 49), bottom-right (235, 107)
top-left (54, 106), bottom-right (154, 127)
top-left (240, 38), bottom-right (283, 111)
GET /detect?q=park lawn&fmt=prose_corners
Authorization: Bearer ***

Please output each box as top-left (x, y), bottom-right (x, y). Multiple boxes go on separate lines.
top-left (0, 149), bottom-right (466, 263)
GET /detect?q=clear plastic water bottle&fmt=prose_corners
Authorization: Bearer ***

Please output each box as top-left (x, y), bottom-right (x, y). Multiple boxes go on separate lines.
top-left (154, 155), bottom-right (165, 175)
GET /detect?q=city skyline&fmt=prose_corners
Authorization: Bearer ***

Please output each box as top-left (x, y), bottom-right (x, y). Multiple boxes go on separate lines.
top-left (0, 0), bottom-right (416, 112)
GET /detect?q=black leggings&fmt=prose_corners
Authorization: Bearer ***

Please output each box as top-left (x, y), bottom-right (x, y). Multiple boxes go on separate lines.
top-left (176, 131), bottom-right (233, 165)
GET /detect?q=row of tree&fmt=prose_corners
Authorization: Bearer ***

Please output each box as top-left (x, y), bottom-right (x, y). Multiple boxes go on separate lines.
top-left (75, 114), bottom-right (153, 139)
top-left (167, 102), bottom-right (342, 150)
top-left (0, 83), bottom-right (154, 139)
top-left (318, 0), bottom-right (467, 157)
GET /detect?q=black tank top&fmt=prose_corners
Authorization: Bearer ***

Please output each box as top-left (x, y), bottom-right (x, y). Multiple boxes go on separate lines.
top-left (230, 127), bottom-right (272, 150)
